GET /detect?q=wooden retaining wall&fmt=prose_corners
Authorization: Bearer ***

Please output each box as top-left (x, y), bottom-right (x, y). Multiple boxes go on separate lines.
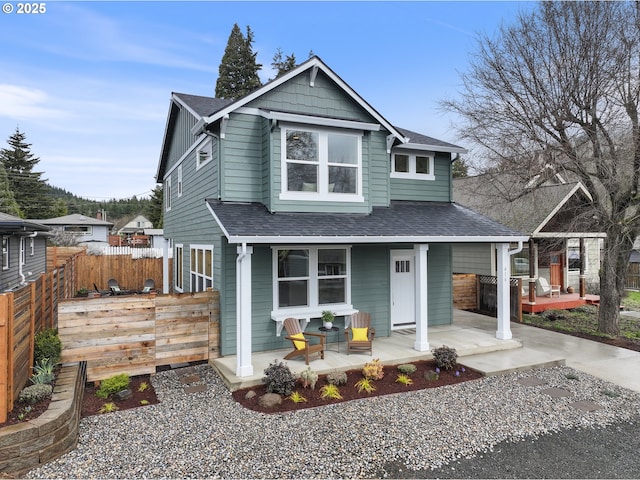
top-left (58, 291), bottom-right (219, 382)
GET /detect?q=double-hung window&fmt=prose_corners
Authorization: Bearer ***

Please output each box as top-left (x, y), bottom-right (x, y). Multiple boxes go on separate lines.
top-left (281, 126), bottom-right (363, 201)
top-left (391, 152), bottom-right (435, 180)
top-left (190, 245), bottom-right (213, 292)
top-left (274, 247), bottom-right (350, 311)
top-left (2, 237), bottom-right (8, 270)
top-left (175, 244), bottom-right (184, 292)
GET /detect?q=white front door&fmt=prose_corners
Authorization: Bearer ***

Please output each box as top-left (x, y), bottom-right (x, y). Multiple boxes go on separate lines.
top-left (390, 250), bottom-right (415, 329)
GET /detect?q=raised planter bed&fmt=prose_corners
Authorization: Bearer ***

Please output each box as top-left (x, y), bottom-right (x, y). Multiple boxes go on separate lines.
top-left (0, 361), bottom-right (86, 476)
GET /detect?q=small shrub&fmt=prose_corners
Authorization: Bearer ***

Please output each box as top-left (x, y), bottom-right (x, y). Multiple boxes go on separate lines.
top-left (138, 382), bottom-right (149, 392)
top-left (287, 391), bottom-right (308, 403)
top-left (326, 371), bottom-right (347, 386)
top-left (362, 358), bottom-right (384, 380)
top-left (432, 345), bottom-right (458, 370)
top-left (262, 360), bottom-right (296, 396)
top-left (424, 370), bottom-right (439, 382)
top-left (540, 309), bottom-right (568, 322)
top-left (34, 328), bottom-right (61, 365)
top-left (397, 363), bottom-right (417, 375)
top-left (319, 383), bottom-right (343, 400)
top-left (17, 405), bottom-right (32, 421)
top-left (96, 373), bottom-right (131, 399)
top-left (396, 374), bottom-right (413, 385)
top-left (98, 402), bottom-right (119, 414)
top-left (299, 366), bottom-right (318, 390)
top-left (354, 377), bottom-right (376, 394)
top-left (30, 357), bottom-right (56, 385)
top-left (18, 383), bottom-right (53, 404)
top-left (140, 399), bottom-right (150, 405)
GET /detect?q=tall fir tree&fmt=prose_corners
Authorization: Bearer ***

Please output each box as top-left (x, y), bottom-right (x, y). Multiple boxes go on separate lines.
top-left (0, 161), bottom-right (22, 217)
top-left (215, 24), bottom-right (262, 100)
top-left (0, 128), bottom-right (52, 218)
top-left (269, 48), bottom-right (297, 81)
top-left (145, 185), bottom-right (163, 228)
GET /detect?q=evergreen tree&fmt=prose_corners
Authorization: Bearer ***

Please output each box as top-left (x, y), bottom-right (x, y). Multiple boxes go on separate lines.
top-left (215, 24), bottom-right (262, 100)
top-left (0, 128), bottom-right (52, 218)
top-left (270, 48), bottom-right (297, 80)
top-left (0, 161), bottom-right (22, 216)
top-left (451, 154), bottom-right (469, 179)
top-left (145, 185), bottom-right (163, 228)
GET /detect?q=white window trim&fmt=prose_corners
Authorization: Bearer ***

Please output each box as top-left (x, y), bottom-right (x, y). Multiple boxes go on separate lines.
top-left (190, 244), bottom-right (213, 292)
top-left (196, 138), bottom-right (213, 170)
top-left (279, 125), bottom-right (364, 203)
top-left (63, 225), bottom-right (93, 235)
top-left (175, 244), bottom-right (184, 292)
top-left (177, 165), bottom-right (183, 198)
top-left (165, 177), bottom-right (172, 212)
top-left (391, 151), bottom-right (435, 181)
top-left (567, 241), bottom-right (588, 274)
top-left (2, 237), bottom-right (8, 270)
top-left (271, 245), bottom-right (353, 318)
top-left (20, 238), bottom-right (26, 266)
top-left (29, 237), bottom-right (34, 256)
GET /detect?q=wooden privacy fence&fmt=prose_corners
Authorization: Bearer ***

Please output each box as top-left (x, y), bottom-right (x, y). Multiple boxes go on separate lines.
top-left (58, 291), bottom-right (220, 382)
top-left (453, 273), bottom-right (477, 310)
top-left (0, 253), bottom-right (81, 423)
top-left (477, 275), bottom-right (522, 322)
top-left (75, 254), bottom-right (172, 293)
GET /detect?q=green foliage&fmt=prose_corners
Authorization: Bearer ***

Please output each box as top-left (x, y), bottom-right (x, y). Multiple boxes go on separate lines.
top-left (287, 391), bottom-right (308, 403)
top-left (326, 371), bottom-right (347, 386)
top-left (138, 382), bottom-right (149, 392)
top-left (432, 345), bottom-right (458, 370)
top-left (145, 185), bottom-right (163, 229)
top-left (34, 328), bottom-right (61, 365)
top-left (319, 383), bottom-right (343, 400)
top-left (362, 358), bottom-right (384, 380)
top-left (0, 161), bottom-right (22, 217)
top-left (18, 383), bottom-right (52, 404)
top-left (354, 377), bottom-right (376, 394)
top-left (395, 374), bottom-right (413, 386)
top-left (215, 23), bottom-right (262, 100)
top-left (424, 370), bottom-right (440, 382)
top-left (96, 373), bottom-right (130, 399)
top-left (140, 399), bottom-right (150, 405)
top-left (262, 360), bottom-right (296, 396)
top-left (397, 363), bottom-right (417, 375)
top-left (270, 48), bottom-right (297, 80)
top-left (98, 402), bottom-right (119, 414)
top-left (299, 366), bottom-right (318, 390)
top-left (30, 357), bottom-right (56, 385)
top-left (451, 153), bottom-right (470, 178)
top-left (321, 310), bottom-right (335, 324)
top-left (17, 405), bottom-right (32, 421)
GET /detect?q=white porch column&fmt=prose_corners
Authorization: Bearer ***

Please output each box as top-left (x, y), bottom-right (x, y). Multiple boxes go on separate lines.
top-left (236, 245), bottom-right (254, 377)
top-left (414, 244), bottom-right (430, 351)
top-left (496, 242), bottom-right (513, 340)
top-left (162, 238), bottom-right (170, 294)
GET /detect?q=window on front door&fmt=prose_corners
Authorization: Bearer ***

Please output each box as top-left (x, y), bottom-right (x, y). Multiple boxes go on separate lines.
top-left (275, 247), bottom-right (350, 310)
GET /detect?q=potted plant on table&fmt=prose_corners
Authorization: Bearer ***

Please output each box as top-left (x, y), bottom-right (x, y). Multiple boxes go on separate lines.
top-left (321, 310), bottom-right (336, 330)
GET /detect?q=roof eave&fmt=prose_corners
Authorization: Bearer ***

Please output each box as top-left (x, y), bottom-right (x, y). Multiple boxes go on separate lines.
top-left (223, 234), bottom-right (529, 244)
top-left (398, 142), bottom-right (468, 155)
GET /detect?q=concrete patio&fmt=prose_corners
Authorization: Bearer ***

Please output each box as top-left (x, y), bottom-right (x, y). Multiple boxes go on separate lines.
top-left (211, 309), bottom-right (559, 390)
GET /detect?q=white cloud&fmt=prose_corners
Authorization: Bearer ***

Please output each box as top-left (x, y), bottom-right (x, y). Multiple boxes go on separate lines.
top-left (0, 84), bottom-right (71, 120)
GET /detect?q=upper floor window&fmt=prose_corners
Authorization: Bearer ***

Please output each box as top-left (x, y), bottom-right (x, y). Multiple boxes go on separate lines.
top-left (2, 237), bottom-right (8, 270)
top-left (196, 139), bottom-right (213, 170)
top-left (391, 152), bottom-right (435, 180)
top-left (177, 165), bottom-right (183, 197)
top-left (280, 126), bottom-right (363, 202)
top-left (165, 177), bottom-right (172, 211)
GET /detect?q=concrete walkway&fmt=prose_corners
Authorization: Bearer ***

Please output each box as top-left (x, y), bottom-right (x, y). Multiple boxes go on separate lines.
top-left (460, 312), bottom-right (640, 393)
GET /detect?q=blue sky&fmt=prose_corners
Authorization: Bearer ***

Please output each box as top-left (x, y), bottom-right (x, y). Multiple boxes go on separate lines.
top-left (0, 1), bottom-right (531, 201)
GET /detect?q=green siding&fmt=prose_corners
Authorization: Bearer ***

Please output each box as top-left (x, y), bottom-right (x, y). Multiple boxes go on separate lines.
top-left (427, 244), bottom-right (453, 325)
top-left (166, 106), bottom-right (198, 172)
top-left (351, 245), bottom-right (391, 337)
top-left (390, 153), bottom-right (452, 202)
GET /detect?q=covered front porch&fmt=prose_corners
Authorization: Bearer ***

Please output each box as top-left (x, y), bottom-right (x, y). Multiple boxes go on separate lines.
top-left (211, 309), bottom-right (524, 390)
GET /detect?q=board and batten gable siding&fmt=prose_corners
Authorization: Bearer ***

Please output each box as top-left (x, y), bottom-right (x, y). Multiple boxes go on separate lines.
top-left (390, 152), bottom-right (452, 202)
top-left (165, 105), bottom-right (199, 173)
top-left (452, 243), bottom-right (494, 276)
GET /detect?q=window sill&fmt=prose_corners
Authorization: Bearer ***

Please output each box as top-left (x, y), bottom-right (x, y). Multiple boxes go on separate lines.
top-left (390, 172), bottom-right (435, 181)
top-left (279, 192), bottom-right (364, 203)
top-left (271, 304), bottom-right (357, 336)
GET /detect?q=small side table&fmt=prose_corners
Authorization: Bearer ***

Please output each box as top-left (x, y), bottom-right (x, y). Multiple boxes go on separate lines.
top-left (319, 326), bottom-right (340, 352)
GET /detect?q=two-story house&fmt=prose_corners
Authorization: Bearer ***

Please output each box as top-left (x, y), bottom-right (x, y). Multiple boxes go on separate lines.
top-left (156, 56), bottom-right (527, 377)
top-left (0, 212), bottom-right (49, 292)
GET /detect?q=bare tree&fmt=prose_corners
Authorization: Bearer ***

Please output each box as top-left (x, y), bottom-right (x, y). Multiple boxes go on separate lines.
top-left (443, 1), bottom-right (640, 335)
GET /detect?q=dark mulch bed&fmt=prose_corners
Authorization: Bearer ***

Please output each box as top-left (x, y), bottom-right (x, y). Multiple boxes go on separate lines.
top-left (233, 359), bottom-right (482, 414)
top-left (81, 375), bottom-right (159, 418)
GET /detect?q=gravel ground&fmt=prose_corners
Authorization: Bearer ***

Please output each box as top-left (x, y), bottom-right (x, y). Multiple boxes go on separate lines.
top-left (25, 363), bottom-right (640, 479)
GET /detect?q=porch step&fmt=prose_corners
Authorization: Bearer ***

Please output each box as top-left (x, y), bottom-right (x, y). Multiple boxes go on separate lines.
top-left (461, 347), bottom-right (566, 377)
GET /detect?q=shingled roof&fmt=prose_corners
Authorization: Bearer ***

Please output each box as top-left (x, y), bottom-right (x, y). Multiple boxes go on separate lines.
top-left (206, 200), bottom-right (526, 244)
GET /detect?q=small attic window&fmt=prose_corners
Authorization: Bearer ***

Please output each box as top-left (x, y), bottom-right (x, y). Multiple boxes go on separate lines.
top-left (196, 139), bottom-right (213, 170)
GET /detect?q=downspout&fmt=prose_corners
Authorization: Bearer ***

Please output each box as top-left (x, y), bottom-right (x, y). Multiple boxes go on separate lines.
top-left (508, 240), bottom-right (523, 257)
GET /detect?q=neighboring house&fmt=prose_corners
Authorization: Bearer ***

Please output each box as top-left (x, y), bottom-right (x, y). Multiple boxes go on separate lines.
top-left (453, 173), bottom-right (604, 295)
top-left (0, 212), bottom-right (50, 291)
top-left (144, 229), bottom-right (164, 248)
top-left (114, 214), bottom-right (153, 236)
top-left (38, 213), bottom-right (113, 245)
top-left (156, 56), bottom-right (527, 376)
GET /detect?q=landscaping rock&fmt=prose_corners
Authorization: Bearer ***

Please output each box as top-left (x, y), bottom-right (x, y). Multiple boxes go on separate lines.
top-left (258, 393), bottom-right (281, 408)
top-left (114, 389), bottom-right (132, 401)
top-left (244, 390), bottom-right (256, 399)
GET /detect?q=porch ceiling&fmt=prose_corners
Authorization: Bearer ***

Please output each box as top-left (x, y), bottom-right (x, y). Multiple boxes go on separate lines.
top-left (206, 200), bottom-right (528, 244)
